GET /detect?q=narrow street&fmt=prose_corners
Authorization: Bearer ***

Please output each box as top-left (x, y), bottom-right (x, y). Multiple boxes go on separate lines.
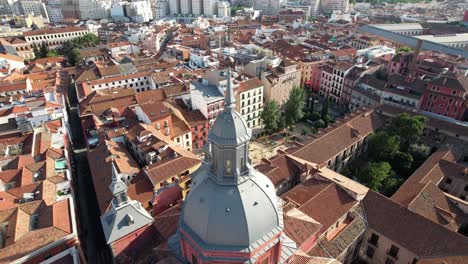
top-left (67, 84), bottom-right (113, 264)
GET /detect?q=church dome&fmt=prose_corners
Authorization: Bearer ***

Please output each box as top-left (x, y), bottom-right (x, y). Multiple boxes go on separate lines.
top-left (181, 165), bottom-right (280, 247)
top-left (208, 110), bottom-right (251, 145)
top-left (174, 65), bottom-right (286, 261)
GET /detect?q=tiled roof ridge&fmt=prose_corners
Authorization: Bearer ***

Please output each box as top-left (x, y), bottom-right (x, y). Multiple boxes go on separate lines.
top-left (291, 107), bottom-right (374, 155)
top-left (406, 181), bottom-right (434, 209)
top-left (297, 181), bottom-right (334, 210)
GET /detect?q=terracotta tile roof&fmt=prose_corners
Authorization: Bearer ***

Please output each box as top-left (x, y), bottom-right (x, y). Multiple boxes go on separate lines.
top-left (163, 84), bottom-right (190, 98)
top-left (145, 156), bottom-right (200, 185)
top-left (23, 27), bottom-right (87, 37)
top-left (171, 115), bottom-right (190, 137)
top-left (6, 182), bottom-right (41, 199)
top-left (87, 132), bottom-right (114, 214)
top-left (96, 64), bottom-right (121, 77)
top-left (391, 148), bottom-right (457, 206)
top-left (106, 141), bottom-right (139, 176)
top-left (138, 101), bottom-right (172, 122)
top-left (282, 179), bottom-right (357, 232)
top-left (0, 227), bottom-right (70, 264)
top-left (256, 154), bottom-right (302, 186)
top-left (0, 169), bottom-right (22, 183)
top-left (0, 191), bottom-right (17, 210)
top-left (52, 199), bottom-right (72, 233)
top-left (235, 77), bottom-right (263, 93)
top-left (0, 82), bottom-right (27, 93)
top-left (363, 190), bottom-right (468, 258)
top-left (33, 56), bottom-right (66, 66)
top-left (291, 108), bottom-right (384, 165)
top-left (283, 205), bottom-right (321, 247)
top-left (136, 89), bottom-right (165, 104)
top-left (153, 203), bottom-right (181, 240)
top-left (79, 88), bottom-right (137, 117)
top-left (182, 109), bottom-right (207, 128)
top-left (419, 256), bottom-right (468, 264)
top-left (0, 53), bottom-right (24, 63)
top-left (127, 175), bottom-right (154, 210)
top-left (406, 182), bottom-right (465, 231)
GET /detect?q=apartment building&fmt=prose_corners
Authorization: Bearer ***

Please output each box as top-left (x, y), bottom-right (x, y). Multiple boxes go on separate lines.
top-left (258, 58), bottom-right (301, 106)
top-left (83, 71), bottom-right (153, 97)
top-left (19, 0), bottom-right (49, 20)
top-left (169, 0), bottom-right (181, 15)
top-left (79, 0), bottom-right (111, 20)
top-left (123, 123), bottom-right (200, 194)
top-left (361, 191), bottom-right (468, 264)
top-left (235, 76), bottom-right (264, 133)
top-left (180, 0), bottom-right (191, 15)
top-left (190, 81), bottom-right (225, 126)
top-left (420, 72), bottom-right (467, 121)
top-left (135, 101), bottom-right (192, 151)
top-left (319, 62), bottom-right (354, 104)
top-left (321, 0), bottom-right (349, 13)
top-left (203, 0), bottom-right (217, 16)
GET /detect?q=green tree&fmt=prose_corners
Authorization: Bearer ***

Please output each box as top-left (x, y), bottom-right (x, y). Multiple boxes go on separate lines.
top-left (309, 112), bottom-right (321, 121)
top-left (397, 46), bottom-right (412, 53)
top-left (68, 48), bottom-right (82, 66)
top-left (307, 93), bottom-right (315, 119)
top-left (47, 50), bottom-right (59, 57)
top-left (388, 113), bottom-right (427, 150)
top-left (260, 100), bottom-right (281, 133)
top-left (381, 174), bottom-right (403, 196)
top-left (358, 162), bottom-right (392, 191)
top-left (39, 42), bottom-right (49, 58)
top-left (389, 151), bottom-right (413, 177)
top-left (278, 115), bottom-right (286, 131)
top-left (409, 143), bottom-right (431, 170)
top-left (284, 87), bottom-right (306, 126)
top-left (32, 43), bottom-right (40, 58)
top-left (314, 119), bottom-right (326, 129)
top-left (321, 96), bottom-right (330, 124)
top-left (368, 131), bottom-right (400, 161)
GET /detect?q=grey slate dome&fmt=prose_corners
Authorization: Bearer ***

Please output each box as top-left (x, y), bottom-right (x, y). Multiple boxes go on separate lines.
top-left (208, 109), bottom-right (251, 145)
top-left (181, 165), bottom-right (280, 247)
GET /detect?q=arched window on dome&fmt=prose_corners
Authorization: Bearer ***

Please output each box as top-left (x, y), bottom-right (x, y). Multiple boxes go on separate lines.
top-left (225, 160), bottom-right (232, 175)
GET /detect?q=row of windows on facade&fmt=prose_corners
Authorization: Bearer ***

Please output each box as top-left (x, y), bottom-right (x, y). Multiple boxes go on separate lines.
top-left (397, 30), bottom-right (421, 35)
top-left (431, 86), bottom-right (458, 95)
top-left (27, 31), bottom-right (87, 41)
top-left (240, 89), bottom-right (262, 100)
top-left (96, 77), bottom-right (149, 88)
top-left (176, 137), bottom-right (191, 147)
top-left (429, 93), bottom-right (459, 103)
top-left (241, 104), bottom-right (261, 115)
top-left (327, 138), bottom-right (366, 167)
top-left (425, 102), bottom-right (459, 113)
top-left (366, 233), bottom-right (411, 264)
top-left (443, 177), bottom-right (468, 200)
top-left (241, 97), bottom-right (262, 107)
top-left (208, 101), bottom-right (224, 111)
